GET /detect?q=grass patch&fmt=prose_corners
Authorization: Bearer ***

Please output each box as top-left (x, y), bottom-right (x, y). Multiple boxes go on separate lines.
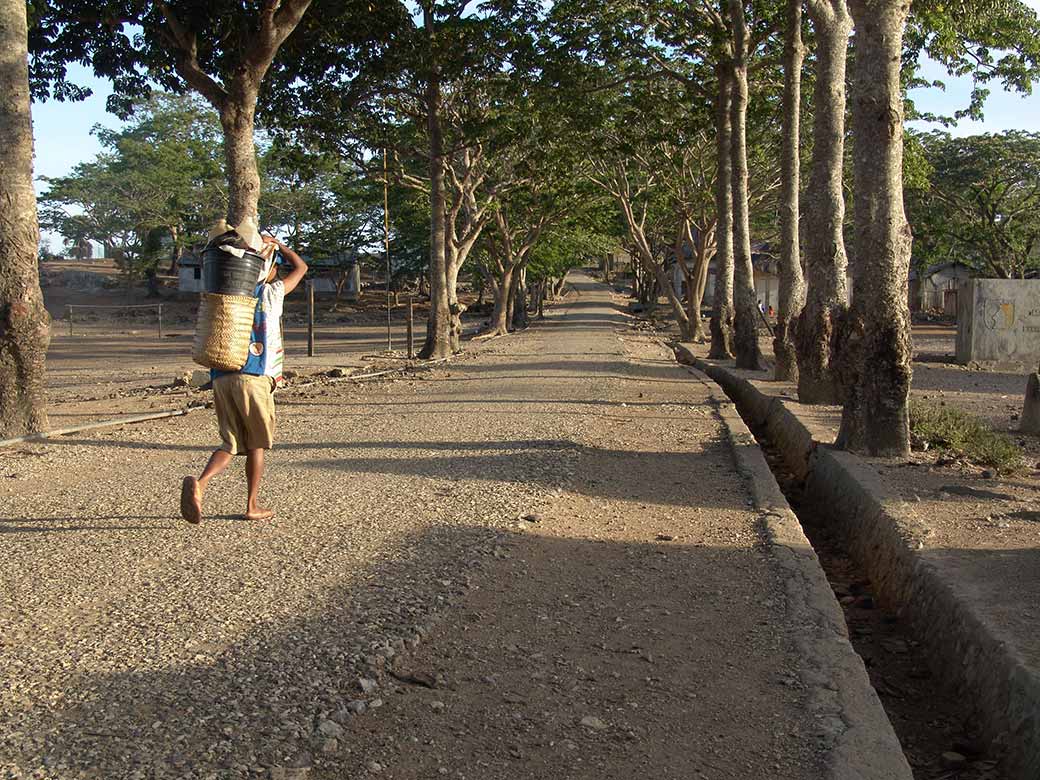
top-left (910, 399), bottom-right (1024, 472)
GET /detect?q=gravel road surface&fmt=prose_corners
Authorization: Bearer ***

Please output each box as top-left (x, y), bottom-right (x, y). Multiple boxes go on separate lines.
top-left (2, 273), bottom-right (862, 779)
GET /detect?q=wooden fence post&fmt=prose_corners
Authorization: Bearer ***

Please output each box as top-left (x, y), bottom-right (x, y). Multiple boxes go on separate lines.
top-left (307, 281), bottom-right (315, 357)
top-left (407, 299), bottom-right (415, 359)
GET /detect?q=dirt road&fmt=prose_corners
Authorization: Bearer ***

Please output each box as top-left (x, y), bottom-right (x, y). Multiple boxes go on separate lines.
top-left (1, 273), bottom-right (901, 779)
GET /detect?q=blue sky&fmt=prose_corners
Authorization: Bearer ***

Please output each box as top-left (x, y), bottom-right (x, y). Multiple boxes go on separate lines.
top-left (30, 8), bottom-right (1040, 189)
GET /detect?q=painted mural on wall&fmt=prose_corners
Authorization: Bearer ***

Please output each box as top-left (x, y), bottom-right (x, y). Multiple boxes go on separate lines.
top-left (958, 280), bottom-right (1040, 365)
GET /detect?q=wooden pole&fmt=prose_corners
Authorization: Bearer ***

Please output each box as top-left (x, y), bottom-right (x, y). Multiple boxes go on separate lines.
top-left (67, 305), bottom-right (72, 337)
top-left (383, 145), bottom-right (392, 352)
top-left (157, 303), bottom-right (163, 339)
top-left (0, 406), bottom-right (205, 449)
top-left (307, 280), bottom-right (315, 357)
top-left (407, 299), bottom-right (415, 359)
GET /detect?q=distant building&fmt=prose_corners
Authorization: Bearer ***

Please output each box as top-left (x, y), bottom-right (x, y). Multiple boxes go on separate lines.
top-left (602, 248), bottom-right (633, 277)
top-left (675, 246), bottom-right (782, 309)
top-left (178, 254), bottom-right (204, 293)
top-left (909, 262), bottom-right (973, 314)
top-left (308, 252), bottom-right (360, 299)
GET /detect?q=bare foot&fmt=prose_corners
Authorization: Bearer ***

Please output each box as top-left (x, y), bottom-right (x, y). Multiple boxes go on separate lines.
top-left (245, 507), bottom-right (275, 521)
top-left (180, 477), bottom-right (202, 524)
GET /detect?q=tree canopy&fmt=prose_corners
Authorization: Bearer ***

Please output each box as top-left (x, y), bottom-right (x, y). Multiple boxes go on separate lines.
top-left (906, 130), bottom-right (1040, 279)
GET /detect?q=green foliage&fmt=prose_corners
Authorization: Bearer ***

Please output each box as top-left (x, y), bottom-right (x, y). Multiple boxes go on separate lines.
top-left (905, 130), bottom-right (1040, 277)
top-left (38, 93), bottom-right (225, 272)
top-left (543, 0), bottom-right (783, 270)
top-left (527, 217), bottom-right (619, 282)
top-left (259, 142), bottom-right (382, 258)
top-left (26, 0), bottom-right (402, 119)
top-left (910, 399), bottom-right (1024, 472)
top-left (906, 1), bottom-right (1040, 123)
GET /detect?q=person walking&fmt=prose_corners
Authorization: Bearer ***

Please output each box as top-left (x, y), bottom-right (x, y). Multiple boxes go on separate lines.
top-left (180, 234), bottom-right (307, 523)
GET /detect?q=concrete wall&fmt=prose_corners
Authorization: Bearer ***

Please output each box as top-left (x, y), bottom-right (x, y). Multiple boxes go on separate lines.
top-left (956, 279), bottom-right (1040, 366)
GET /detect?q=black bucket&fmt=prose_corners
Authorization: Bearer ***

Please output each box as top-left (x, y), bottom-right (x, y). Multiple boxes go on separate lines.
top-left (202, 247), bottom-right (266, 296)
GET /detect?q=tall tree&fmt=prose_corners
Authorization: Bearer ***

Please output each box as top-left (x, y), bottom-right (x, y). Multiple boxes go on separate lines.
top-left (0, 0), bottom-right (49, 436)
top-left (27, 0), bottom-right (387, 225)
top-left (423, 8), bottom-right (452, 359)
top-left (666, 132), bottom-right (719, 343)
top-left (282, 0), bottom-right (521, 358)
top-left (796, 0), bottom-right (851, 403)
top-left (40, 93), bottom-right (227, 277)
top-left (773, 0), bottom-right (804, 381)
top-left (836, 0), bottom-right (913, 456)
top-left (483, 202), bottom-right (552, 336)
top-left (727, 0), bottom-right (764, 370)
top-left (591, 155), bottom-right (694, 340)
top-left (709, 61), bottom-right (736, 359)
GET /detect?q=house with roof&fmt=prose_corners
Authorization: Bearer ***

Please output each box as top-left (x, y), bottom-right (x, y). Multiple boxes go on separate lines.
top-left (178, 253), bottom-right (204, 293)
top-left (908, 261), bottom-right (973, 315)
top-left (671, 244), bottom-right (782, 311)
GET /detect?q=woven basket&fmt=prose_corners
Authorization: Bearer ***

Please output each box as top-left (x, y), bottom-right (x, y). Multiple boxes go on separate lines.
top-left (192, 292), bottom-right (256, 370)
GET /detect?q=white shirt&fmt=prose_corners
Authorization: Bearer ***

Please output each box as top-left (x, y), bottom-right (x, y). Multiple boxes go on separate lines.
top-left (254, 280), bottom-right (286, 384)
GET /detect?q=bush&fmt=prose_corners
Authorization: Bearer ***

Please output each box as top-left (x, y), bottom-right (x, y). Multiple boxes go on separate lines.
top-left (909, 400), bottom-right (1024, 472)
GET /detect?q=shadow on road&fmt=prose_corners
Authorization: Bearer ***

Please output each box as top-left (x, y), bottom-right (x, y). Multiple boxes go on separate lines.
top-left (10, 525), bottom-right (821, 779)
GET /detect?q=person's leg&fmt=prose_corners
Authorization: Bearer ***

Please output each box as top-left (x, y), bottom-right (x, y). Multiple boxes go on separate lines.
top-left (244, 448), bottom-right (273, 520)
top-left (199, 449), bottom-right (233, 491)
top-left (181, 448), bottom-right (233, 524)
top-left (181, 374), bottom-right (243, 524)
top-left (240, 375), bottom-right (275, 520)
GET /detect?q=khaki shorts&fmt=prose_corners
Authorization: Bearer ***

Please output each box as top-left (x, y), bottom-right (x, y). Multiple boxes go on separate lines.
top-left (213, 374), bottom-right (275, 455)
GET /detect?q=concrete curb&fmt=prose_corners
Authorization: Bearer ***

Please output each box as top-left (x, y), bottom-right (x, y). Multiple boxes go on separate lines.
top-left (686, 367), bottom-right (913, 780)
top-left (677, 343), bottom-right (1040, 780)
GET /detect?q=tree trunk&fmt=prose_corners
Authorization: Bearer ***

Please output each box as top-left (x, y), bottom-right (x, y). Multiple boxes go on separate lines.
top-left (836, 0), bottom-right (913, 456)
top-left (419, 47), bottom-right (453, 359)
top-left (709, 62), bottom-right (735, 359)
top-left (796, 0), bottom-right (851, 403)
top-left (418, 265), bottom-right (429, 298)
top-left (219, 79), bottom-right (262, 226)
top-left (446, 248), bottom-right (465, 353)
top-left (1019, 372), bottom-right (1040, 433)
top-left (680, 223), bottom-right (713, 342)
top-left (488, 265), bottom-right (513, 337)
top-left (617, 200), bottom-right (691, 339)
top-left (690, 230), bottom-right (713, 342)
top-left (511, 268), bottom-right (528, 330)
top-left (692, 255), bottom-right (711, 341)
top-left (506, 272), bottom-right (516, 327)
top-left (728, 3), bottom-right (763, 371)
top-left (0, 0), bottom-right (50, 436)
top-left (167, 225), bottom-right (181, 274)
top-left (774, 0), bottom-right (806, 382)
top-left (684, 268), bottom-right (697, 335)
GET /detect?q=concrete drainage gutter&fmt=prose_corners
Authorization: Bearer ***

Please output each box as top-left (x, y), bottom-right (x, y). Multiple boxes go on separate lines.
top-left (677, 344), bottom-right (1040, 780)
top-left (688, 367), bottom-right (912, 779)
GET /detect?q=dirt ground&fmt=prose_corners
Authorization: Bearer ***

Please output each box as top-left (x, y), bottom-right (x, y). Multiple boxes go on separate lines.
top-left (0, 273), bottom-right (860, 779)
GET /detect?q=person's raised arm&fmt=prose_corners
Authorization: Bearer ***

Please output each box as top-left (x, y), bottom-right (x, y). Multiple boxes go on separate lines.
top-left (263, 235), bottom-right (308, 295)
